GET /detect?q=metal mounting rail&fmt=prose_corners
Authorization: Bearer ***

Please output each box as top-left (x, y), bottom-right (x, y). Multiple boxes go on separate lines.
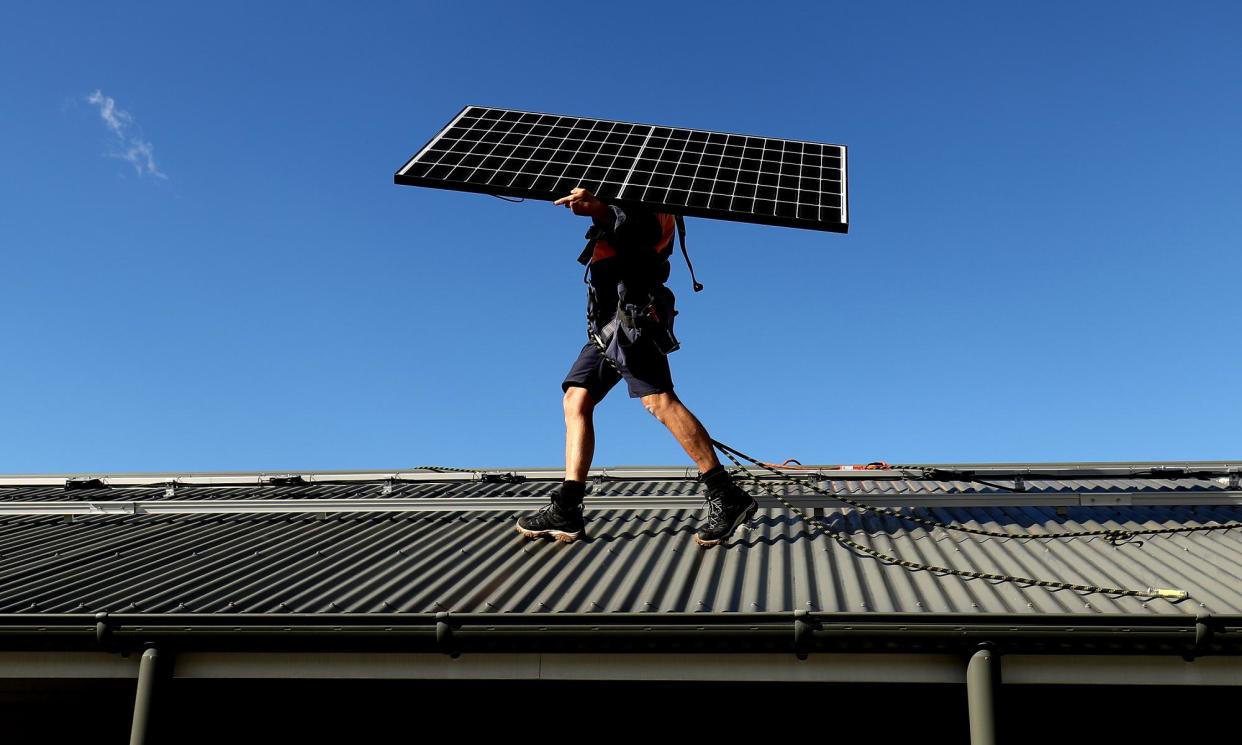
top-left (5, 489), bottom-right (1242, 516)
top-left (0, 462), bottom-right (1238, 490)
top-left (6, 486), bottom-right (1242, 516)
top-left (0, 497), bottom-right (640, 516)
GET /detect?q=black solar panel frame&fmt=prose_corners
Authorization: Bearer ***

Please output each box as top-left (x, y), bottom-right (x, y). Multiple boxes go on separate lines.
top-left (394, 105), bottom-right (848, 234)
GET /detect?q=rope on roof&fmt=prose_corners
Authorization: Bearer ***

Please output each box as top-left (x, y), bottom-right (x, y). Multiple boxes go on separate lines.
top-left (713, 440), bottom-right (1192, 602)
top-left (714, 441), bottom-right (1242, 544)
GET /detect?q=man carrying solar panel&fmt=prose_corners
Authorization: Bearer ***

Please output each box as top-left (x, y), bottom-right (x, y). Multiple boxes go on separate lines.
top-left (516, 187), bottom-right (758, 547)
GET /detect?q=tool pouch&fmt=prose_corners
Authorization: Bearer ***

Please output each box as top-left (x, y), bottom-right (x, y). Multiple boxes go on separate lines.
top-left (616, 285), bottom-right (680, 355)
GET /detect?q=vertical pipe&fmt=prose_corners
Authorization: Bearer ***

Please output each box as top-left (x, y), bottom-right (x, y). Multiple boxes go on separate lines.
top-left (967, 646), bottom-right (998, 745)
top-left (129, 647), bottom-right (159, 745)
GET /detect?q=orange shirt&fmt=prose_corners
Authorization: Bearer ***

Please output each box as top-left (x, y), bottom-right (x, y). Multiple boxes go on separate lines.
top-left (591, 212), bottom-right (677, 263)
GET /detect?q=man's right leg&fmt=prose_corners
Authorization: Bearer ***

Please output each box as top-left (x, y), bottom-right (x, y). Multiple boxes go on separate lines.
top-left (516, 388), bottom-right (596, 542)
top-left (517, 342), bottom-right (617, 542)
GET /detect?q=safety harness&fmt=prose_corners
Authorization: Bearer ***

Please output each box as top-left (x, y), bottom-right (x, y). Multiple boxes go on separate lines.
top-left (578, 210), bottom-right (700, 360)
top-left (577, 212), bottom-right (702, 292)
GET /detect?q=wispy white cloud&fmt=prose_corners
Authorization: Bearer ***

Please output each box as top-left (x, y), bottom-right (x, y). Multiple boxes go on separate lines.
top-left (86, 90), bottom-right (166, 179)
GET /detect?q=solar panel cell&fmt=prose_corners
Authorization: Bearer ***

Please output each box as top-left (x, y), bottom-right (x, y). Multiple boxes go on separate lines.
top-left (395, 106), bottom-right (847, 233)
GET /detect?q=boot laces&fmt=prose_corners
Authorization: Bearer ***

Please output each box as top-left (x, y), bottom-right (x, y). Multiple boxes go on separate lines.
top-left (704, 493), bottom-right (727, 529)
top-left (531, 501), bottom-right (565, 527)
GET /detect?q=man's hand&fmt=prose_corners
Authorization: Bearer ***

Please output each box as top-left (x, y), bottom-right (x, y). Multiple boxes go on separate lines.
top-left (554, 188), bottom-right (610, 220)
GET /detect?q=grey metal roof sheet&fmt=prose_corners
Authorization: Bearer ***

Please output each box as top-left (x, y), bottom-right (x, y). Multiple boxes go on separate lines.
top-left (1, 470), bottom-right (1240, 617)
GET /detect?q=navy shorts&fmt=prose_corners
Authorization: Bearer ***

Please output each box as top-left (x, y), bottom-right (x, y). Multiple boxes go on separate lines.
top-left (562, 341), bottom-right (674, 401)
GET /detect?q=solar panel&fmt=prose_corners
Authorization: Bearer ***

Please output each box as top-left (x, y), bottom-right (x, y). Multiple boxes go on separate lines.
top-left (394, 106), bottom-right (848, 233)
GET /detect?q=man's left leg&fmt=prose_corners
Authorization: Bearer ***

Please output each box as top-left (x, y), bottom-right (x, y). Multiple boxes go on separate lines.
top-left (641, 392), bottom-right (758, 546)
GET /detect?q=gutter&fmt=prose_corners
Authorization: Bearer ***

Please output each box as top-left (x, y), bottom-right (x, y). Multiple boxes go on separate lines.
top-left (0, 611), bottom-right (1232, 657)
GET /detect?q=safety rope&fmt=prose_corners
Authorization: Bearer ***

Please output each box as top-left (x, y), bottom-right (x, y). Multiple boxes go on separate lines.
top-left (713, 440), bottom-right (1242, 545)
top-left (713, 443), bottom-right (1189, 601)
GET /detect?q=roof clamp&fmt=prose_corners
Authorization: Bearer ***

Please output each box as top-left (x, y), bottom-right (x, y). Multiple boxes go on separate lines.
top-left (65, 477), bottom-right (107, 492)
top-left (480, 473), bottom-right (526, 484)
top-left (1229, 472), bottom-right (1240, 491)
top-left (268, 475), bottom-right (306, 486)
top-left (163, 481), bottom-right (177, 499)
top-left (1013, 475), bottom-right (1026, 493)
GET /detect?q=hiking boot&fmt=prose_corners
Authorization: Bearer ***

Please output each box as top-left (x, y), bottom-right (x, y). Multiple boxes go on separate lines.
top-left (694, 484), bottom-right (758, 547)
top-left (516, 501), bottom-right (585, 543)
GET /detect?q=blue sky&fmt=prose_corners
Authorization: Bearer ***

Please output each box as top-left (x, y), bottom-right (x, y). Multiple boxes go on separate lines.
top-left (2, 2), bottom-right (1240, 472)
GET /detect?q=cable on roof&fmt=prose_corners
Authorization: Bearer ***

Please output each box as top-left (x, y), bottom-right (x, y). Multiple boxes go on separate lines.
top-left (918, 470), bottom-right (1025, 492)
top-left (713, 441), bottom-right (1190, 602)
top-left (491, 194), bottom-right (525, 203)
top-left (763, 459), bottom-right (891, 471)
top-left (401, 466), bottom-right (525, 483)
top-left (902, 465), bottom-right (1239, 482)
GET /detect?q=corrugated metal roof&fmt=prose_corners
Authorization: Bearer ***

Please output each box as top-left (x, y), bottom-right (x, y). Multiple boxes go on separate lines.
top-left (1, 469), bottom-right (1240, 617)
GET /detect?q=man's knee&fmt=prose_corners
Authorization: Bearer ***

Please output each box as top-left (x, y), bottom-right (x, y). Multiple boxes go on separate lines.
top-left (563, 386), bottom-right (596, 419)
top-left (640, 391), bottom-right (680, 422)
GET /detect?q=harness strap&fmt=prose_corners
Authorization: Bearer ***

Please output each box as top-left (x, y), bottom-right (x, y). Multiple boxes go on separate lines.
top-left (675, 215), bottom-right (703, 293)
top-left (579, 214), bottom-right (700, 294)
top-left (577, 225), bottom-right (601, 266)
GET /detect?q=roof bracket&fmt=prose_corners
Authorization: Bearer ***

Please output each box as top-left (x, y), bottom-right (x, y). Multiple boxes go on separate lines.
top-left (95, 612), bottom-right (113, 650)
top-left (1186, 611), bottom-right (1214, 661)
top-left (794, 609), bottom-right (816, 660)
top-left (1013, 475), bottom-right (1026, 492)
top-left (436, 612), bottom-right (460, 658)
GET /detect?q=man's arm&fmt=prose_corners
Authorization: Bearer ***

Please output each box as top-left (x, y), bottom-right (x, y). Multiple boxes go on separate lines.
top-left (554, 187), bottom-right (615, 230)
top-left (554, 188), bottom-right (660, 248)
